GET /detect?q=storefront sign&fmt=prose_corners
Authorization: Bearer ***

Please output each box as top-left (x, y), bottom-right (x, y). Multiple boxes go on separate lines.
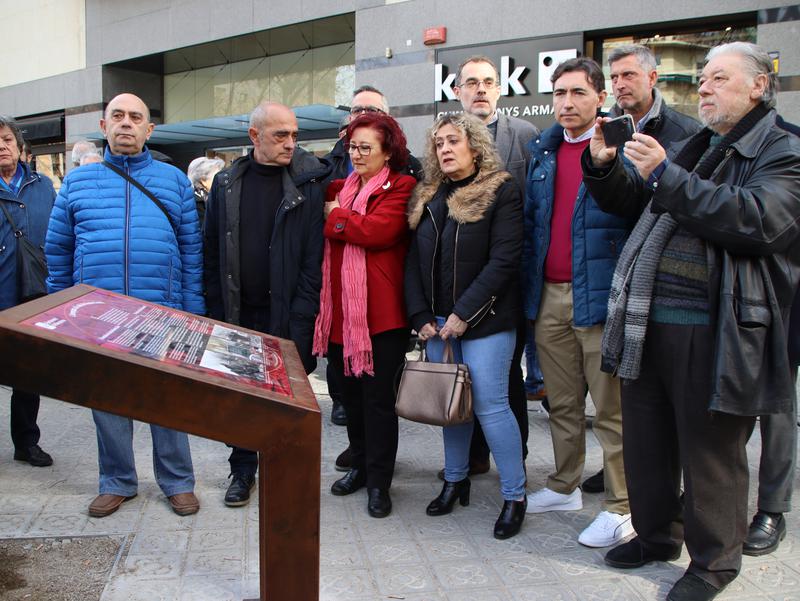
top-left (434, 34), bottom-right (583, 131)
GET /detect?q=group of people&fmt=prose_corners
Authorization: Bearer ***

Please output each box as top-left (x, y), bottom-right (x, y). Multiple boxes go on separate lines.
top-left (1, 39), bottom-right (799, 601)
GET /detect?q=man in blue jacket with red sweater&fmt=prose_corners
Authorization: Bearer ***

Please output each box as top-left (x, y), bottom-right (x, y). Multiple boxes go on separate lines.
top-left (46, 93), bottom-right (204, 519)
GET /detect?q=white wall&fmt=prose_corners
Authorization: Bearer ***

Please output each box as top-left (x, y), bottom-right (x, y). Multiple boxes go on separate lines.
top-left (0, 0), bottom-right (86, 87)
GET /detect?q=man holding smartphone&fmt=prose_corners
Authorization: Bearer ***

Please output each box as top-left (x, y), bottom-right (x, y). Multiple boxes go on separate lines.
top-left (580, 44), bottom-right (701, 494)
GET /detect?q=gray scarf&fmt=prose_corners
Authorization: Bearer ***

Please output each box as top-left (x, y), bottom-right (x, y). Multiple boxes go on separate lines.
top-left (601, 102), bottom-right (771, 379)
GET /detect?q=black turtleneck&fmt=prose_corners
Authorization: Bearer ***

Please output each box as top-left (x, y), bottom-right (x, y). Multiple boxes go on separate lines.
top-left (434, 171), bottom-right (478, 316)
top-left (240, 158), bottom-right (284, 308)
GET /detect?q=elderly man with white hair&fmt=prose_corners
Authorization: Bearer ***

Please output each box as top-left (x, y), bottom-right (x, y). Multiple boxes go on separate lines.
top-left (70, 139), bottom-right (102, 167)
top-left (583, 42), bottom-right (800, 601)
top-left (186, 156), bottom-right (224, 225)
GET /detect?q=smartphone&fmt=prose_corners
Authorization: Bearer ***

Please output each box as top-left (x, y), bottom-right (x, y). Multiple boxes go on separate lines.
top-left (602, 114), bottom-right (635, 148)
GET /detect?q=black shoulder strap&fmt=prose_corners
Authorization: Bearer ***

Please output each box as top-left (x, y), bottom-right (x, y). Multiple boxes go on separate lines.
top-left (102, 161), bottom-right (179, 237)
top-left (0, 201), bottom-right (22, 236)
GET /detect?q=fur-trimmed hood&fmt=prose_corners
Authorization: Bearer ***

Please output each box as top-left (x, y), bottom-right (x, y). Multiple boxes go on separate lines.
top-left (407, 168), bottom-right (512, 230)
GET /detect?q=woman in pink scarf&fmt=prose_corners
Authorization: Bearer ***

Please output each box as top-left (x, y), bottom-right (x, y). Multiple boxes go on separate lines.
top-left (314, 113), bottom-right (416, 518)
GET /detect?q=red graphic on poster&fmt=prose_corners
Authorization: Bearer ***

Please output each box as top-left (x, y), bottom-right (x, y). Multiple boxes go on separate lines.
top-left (20, 289), bottom-right (293, 397)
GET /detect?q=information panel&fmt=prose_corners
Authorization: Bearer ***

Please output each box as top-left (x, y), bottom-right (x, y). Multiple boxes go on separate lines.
top-left (21, 289), bottom-right (292, 397)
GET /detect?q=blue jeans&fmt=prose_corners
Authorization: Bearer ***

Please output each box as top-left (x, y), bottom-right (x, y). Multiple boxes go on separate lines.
top-left (524, 324), bottom-right (544, 394)
top-left (426, 318), bottom-right (526, 500)
top-left (93, 410), bottom-right (195, 497)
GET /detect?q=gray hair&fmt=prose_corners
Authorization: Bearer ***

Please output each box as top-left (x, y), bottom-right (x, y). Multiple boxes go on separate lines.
top-left (352, 85), bottom-right (390, 113)
top-left (422, 113), bottom-right (502, 185)
top-left (706, 42), bottom-right (778, 107)
top-left (608, 44), bottom-right (657, 72)
top-left (0, 115), bottom-right (25, 152)
top-left (71, 140), bottom-right (101, 166)
top-left (187, 157), bottom-right (225, 187)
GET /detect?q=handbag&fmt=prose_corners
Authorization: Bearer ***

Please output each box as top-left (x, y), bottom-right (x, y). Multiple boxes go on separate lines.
top-left (395, 339), bottom-right (473, 426)
top-left (0, 201), bottom-right (48, 303)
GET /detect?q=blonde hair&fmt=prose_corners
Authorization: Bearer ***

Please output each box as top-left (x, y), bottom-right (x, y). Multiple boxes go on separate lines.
top-left (422, 113), bottom-right (502, 184)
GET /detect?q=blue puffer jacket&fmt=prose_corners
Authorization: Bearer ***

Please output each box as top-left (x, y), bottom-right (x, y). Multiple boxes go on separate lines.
top-left (0, 163), bottom-right (55, 310)
top-left (523, 124), bottom-right (636, 326)
top-left (46, 147), bottom-right (205, 314)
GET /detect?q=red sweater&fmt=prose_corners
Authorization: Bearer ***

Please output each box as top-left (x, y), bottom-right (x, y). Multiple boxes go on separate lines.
top-left (544, 138), bottom-right (590, 283)
top-left (324, 173), bottom-right (415, 343)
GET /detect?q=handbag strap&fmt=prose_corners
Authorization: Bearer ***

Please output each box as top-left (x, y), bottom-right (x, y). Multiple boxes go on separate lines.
top-left (0, 201), bottom-right (23, 238)
top-left (442, 339), bottom-right (455, 364)
top-left (102, 161), bottom-right (179, 238)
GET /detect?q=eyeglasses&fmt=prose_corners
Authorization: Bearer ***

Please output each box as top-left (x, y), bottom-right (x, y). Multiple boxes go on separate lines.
top-left (350, 105), bottom-right (385, 115)
top-left (347, 143), bottom-right (373, 156)
top-left (458, 78), bottom-right (497, 91)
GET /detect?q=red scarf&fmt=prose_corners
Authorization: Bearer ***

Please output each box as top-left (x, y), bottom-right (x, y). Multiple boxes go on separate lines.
top-left (313, 166), bottom-right (391, 377)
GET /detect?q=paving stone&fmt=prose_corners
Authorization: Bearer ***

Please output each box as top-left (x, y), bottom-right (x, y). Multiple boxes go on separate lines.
top-left (0, 378), bottom-right (796, 600)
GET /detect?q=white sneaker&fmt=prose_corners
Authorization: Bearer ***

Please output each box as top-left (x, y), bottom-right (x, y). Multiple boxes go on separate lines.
top-left (578, 511), bottom-right (635, 547)
top-left (525, 487), bottom-right (583, 514)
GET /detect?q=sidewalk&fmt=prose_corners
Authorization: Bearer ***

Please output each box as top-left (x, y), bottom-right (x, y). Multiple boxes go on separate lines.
top-left (0, 364), bottom-right (797, 600)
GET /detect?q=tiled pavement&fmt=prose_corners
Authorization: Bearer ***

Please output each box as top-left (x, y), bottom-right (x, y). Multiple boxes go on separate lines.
top-left (1, 363), bottom-right (799, 601)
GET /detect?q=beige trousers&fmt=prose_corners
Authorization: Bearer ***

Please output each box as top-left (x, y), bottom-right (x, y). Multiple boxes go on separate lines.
top-left (534, 282), bottom-right (629, 514)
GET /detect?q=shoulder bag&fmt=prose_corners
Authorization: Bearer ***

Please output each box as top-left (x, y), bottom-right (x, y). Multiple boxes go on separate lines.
top-left (102, 161), bottom-right (179, 238)
top-left (395, 339), bottom-right (473, 426)
top-left (0, 201), bottom-right (48, 303)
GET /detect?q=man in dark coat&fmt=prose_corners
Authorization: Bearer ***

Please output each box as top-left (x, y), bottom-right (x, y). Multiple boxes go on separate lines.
top-left (204, 101), bottom-right (329, 507)
top-left (581, 44), bottom-right (701, 494)
top-left (582, 42), bottom-right (800, 601)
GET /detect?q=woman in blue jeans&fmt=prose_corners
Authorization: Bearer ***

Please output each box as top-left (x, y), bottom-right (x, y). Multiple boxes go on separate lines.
top-left (405, 113), bottom-right (526, 539)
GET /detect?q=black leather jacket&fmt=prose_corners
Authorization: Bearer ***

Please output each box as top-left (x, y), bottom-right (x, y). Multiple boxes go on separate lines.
top-left (583, 110), bottom-right (800, 415)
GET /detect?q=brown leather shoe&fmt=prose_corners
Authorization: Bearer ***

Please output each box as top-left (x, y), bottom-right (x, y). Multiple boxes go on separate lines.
top-left (88, 493), bottom-right (136, 518)
top-left (169, 492), bottom-right (200, 516)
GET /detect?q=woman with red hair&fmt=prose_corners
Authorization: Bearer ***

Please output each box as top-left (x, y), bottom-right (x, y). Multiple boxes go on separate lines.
top-left (314, 113), bottom-right (416, 518)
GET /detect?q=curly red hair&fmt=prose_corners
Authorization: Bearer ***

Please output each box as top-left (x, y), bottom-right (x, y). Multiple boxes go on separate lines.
top-left (346, 113), bottom-right (409, 172)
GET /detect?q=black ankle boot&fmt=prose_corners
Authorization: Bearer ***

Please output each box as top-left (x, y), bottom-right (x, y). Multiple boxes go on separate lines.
top-left (494, 497), bottom-right (526, 539)
top-left (426, 478), bottom-right (471, 516)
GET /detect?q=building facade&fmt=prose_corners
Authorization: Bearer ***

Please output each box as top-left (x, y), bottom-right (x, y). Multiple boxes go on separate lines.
top-left (2, 0), bottom-right (798, 188)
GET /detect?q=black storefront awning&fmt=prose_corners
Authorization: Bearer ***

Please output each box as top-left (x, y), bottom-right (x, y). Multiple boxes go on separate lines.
top-left (16, 114), bottom-right (64, 142)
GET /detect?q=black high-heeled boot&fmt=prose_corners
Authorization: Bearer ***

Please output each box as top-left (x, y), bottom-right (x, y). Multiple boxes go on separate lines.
top-left (426, 478), bottom-right (471, 516)
top-left (493, 497), bottom-right (526, 539)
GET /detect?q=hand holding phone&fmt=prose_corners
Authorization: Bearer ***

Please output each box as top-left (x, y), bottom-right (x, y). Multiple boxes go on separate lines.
top-left (602, 114), bottom-right (635, 148)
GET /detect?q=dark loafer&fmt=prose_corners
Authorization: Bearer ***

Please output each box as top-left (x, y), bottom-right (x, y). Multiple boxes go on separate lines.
top-left (667, 573), bottom-right (722, 601)
top-left (169, 492), bottom-right (200, 516)
top-left (605, 537), bottom-right (681, 569)
top-left (581, 469), bottom-right (604, 493)
top-left (14, 444), bottom-right (53, 467)
top-left (331, 468), bottom-right (366, 496)
top-left (743, 511), bottom-right (786, 556)
top-left (334, 447), bottom-right (352, 472)
top-left (88, 493), bottom-right (136, 518)
top-left (224, 473), bottom-right (256, 507)
top-left (367, 488), bottom-right (392, 518)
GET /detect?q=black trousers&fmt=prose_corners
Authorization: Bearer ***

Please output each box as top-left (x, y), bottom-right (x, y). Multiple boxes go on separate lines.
top-left (10, 388), bottom-right (41, 451)
top-left (622, 322), bottom-right (755, 589)
top-left (328, 328), bottom-right (408, 490)
top-left (469, 322), bottom-right (529, 463)
top-left (227, 304), bottom-right (270, 477)
top-left (755, 367), bottom-right (797, 513)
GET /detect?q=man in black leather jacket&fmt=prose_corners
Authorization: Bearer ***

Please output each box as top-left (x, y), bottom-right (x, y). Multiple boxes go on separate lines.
top-left (582, 42), bottom-right (800, 601)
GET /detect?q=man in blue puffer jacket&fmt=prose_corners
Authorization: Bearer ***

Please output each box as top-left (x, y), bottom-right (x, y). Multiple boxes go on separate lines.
top-left (45, 93), bottom-right (204, 519)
